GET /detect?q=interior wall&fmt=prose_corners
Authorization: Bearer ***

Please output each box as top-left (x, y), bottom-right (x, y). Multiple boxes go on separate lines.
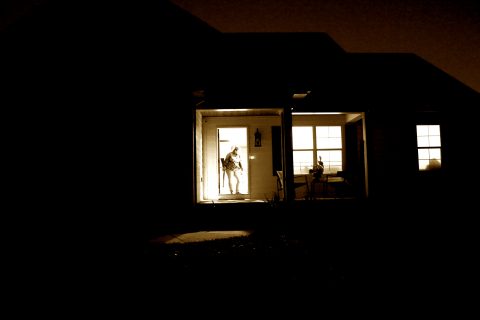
top-left (202, 115), bottom-right (281, 200)
top-left (292, 114), bottom-right (347, 126)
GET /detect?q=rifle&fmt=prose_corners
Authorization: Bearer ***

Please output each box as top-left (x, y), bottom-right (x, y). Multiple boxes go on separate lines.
top-left (221, 158), bottom-right (226, 188)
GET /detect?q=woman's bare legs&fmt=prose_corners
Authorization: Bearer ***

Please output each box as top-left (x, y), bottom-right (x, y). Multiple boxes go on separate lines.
top-left (233, 170), bottom-right (241, 193)
top-left (226, 170), bottom-right (234, 194)
top-left (226, 169), bottom-right (242, 194)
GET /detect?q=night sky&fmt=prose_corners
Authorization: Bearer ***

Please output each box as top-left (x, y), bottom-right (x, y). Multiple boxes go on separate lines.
top-left (2, 0), bottom-right (479, 92)
top-left (171, 0), bottom-right (480, 93)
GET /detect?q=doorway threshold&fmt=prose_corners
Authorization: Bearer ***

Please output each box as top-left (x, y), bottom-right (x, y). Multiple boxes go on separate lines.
top-left (198, 199), bottom-right (266, 204)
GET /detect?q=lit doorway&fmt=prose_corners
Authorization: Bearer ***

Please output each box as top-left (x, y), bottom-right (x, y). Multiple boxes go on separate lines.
top-left (218, 127), bottom-right (249, 196)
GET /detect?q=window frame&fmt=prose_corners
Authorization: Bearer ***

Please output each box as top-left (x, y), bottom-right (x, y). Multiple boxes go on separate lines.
top-left (292, 125), bottom-right (343, 175)
top-left (416, 124), bottom-right (442, 171)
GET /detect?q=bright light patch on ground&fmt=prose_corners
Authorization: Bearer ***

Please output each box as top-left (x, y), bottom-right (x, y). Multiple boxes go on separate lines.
top-left (152, 230), bottom-right (253, 244)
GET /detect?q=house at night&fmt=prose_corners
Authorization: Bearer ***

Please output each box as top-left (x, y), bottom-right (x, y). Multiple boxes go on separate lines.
top-left (3, 0), bottom-right (479, 234)
top-left (193, 33), bottom-right (480, 206)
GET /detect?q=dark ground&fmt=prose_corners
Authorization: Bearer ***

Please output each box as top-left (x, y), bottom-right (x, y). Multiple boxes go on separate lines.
top-left (114, 199), bottom-right (476, 315)
top-left (56, 199), bottom-right (474, 316)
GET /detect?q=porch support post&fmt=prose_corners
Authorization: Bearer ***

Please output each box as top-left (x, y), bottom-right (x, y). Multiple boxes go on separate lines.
top-left (282, 106), bottom-right (295, 202)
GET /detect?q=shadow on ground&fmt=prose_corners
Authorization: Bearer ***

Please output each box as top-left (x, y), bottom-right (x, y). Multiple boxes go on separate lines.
top-left (111, 199), bottom-right (475, 312)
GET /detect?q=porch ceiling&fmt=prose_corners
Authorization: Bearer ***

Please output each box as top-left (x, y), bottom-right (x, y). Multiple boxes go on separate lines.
top-left (198, 108), bottom-right (282, 117)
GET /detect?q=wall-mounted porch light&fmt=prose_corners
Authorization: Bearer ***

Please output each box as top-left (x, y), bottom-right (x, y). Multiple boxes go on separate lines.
top-left (254, 128), bottom-right (261, 147)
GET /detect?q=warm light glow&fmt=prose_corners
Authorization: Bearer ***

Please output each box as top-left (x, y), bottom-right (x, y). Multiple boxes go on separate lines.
top-left (292, 90), bottom-right (311, 99)
top-left (292, 112), bottom-right (342, 115)
top-left (293, 93), bottom-right (308, 99)
top-left (153, 230), bottom-right (253, 244)
top-left (212, 109), bottom-right (250, 112)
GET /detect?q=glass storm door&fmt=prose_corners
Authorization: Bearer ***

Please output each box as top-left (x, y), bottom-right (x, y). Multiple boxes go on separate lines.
top-left (218, 127), bottom-right (249, 195)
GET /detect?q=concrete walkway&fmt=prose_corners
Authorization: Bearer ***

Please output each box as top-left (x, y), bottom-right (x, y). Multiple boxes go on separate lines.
top-left (150, 230), bottom-right (253, 244)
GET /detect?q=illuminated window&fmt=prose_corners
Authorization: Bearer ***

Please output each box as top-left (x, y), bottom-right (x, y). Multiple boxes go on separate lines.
top-left (292, 126), bottom-right (342, 174)
top-left (416, 125), bottom-right (441, 171)
top-left (292, 127), bottom-right (314, 174)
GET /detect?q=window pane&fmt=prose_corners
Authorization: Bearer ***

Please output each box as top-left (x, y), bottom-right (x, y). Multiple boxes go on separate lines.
top-left (418, 149), bottom-right (429, 160)
top-left (429, 148), bottom-right (441, 159)
top-left (318, 150), bottom-right (342, 174)
top-left (416, 125), bottom-right (428, 136)
top-left (419, 159), bottom-right (429, 170)
top-left (417, 136), bottom-right (429, 147)
top-left (417, 125), bottom-right (441, 147)
top-left (329, 150), bottom-right (342, 162)
top-left (429, 135), bottom-right (441, 147)
top-left (316, 126), bottom-right (342, 149)
top-left (317, 137), bottom-right (328, 148)
top-left (315, 126), bottom-right (342, 139)
top-left (293, 127), bottom-right (313, 149)
top-left (428, 125), bottom-right (440, 135)
top-left (316, 126), bottom-right (329, 138)
top-left (329, 137), bottom-right (342, 149)
top-left (317, 150), bottom-right (330, 162)
top-left (293, 151), bottom-right (314, 174)
top-left (329, 126), bottom-right (342, 137)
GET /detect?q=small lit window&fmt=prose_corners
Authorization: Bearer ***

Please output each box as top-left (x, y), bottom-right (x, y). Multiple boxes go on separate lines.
top-left (416, 125), bottom-right (441, 171)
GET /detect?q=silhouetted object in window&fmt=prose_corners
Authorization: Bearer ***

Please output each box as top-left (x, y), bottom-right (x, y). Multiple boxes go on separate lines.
top-left (426, 158), bottom-right (441, 170)
top-left (224, 145), bottom-right (243, 194)
top-left (310, 156), bottom-right (324, 180)
top-left (308, 156), bottom-right (325, 199)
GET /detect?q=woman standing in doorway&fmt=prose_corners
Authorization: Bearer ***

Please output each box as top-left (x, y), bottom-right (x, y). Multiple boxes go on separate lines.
top-left (224, 145), bottom-right (243, 194)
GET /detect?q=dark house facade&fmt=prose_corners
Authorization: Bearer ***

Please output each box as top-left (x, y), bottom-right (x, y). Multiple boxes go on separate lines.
top-left (4, 1), bottom-right (479, 235)
top-left (194, 32), bottom-right (480, 205)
